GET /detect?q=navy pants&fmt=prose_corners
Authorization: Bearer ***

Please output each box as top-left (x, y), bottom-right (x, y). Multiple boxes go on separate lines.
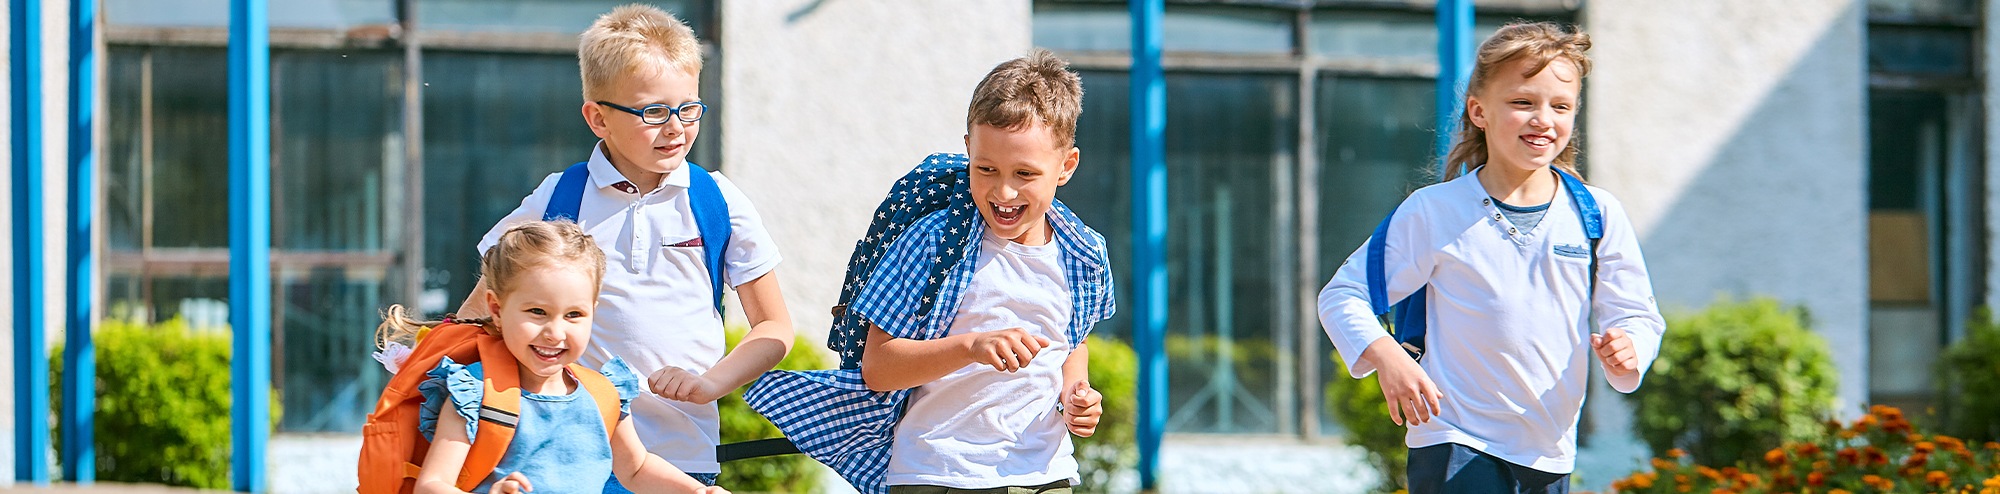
top-left (1406, 443), bottom-right (1568, 494)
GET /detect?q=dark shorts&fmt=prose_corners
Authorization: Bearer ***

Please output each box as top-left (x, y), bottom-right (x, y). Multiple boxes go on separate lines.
top-left (1407, 443), bottom-right (1568, 494)
top-left (603, 472), bottom-right (719, 493)
top-left (886, 479), bottom-right (1073, 494)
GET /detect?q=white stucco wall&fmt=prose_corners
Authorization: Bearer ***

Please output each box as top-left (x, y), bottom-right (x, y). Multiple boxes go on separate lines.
top-left (718, 0), bottom-right (1033, 345)
top-left (1584, 1), bottom-right (1870, 410)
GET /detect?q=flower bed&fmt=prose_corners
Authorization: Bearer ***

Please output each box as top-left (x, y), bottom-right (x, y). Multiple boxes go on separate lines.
top-left (1610, 406), bottom-right (2000, 493)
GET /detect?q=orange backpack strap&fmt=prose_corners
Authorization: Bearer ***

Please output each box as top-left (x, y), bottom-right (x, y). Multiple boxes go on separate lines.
top-left (457, 334), bottom-right (523, 491)
top-left (570, 364), bottom-right (624, 439)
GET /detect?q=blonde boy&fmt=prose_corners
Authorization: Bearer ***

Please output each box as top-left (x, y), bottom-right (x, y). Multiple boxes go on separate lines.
top-left (456, 5), bottom-right (795, 489)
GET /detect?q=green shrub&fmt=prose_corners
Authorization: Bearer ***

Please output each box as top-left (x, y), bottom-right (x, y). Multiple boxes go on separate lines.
top-left (1075, 335), bottom-right (1137, 493)
top-left (1325, 354), bottom-right (1407, 492)
top-left (718, 326), bottom-right (826, 493)
top-left (49, 317), bottom-right (280, 489)
top-left (1630, 297), bottom-right (1839, 466)
top-left (1939, 308), bottom-right (2000, 442)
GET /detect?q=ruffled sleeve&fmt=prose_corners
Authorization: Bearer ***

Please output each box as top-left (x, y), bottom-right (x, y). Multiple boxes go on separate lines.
top-left (598, 357), bottom-right (641, 419)
top-left (416, 356), bottom-right (485, 441)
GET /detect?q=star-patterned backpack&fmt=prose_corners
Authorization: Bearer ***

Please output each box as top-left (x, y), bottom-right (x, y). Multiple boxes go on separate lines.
top-left (825, 153), bottom-right (981, 369)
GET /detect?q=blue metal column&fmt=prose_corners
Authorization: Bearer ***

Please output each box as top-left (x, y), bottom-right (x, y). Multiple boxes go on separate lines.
top-left (1434, 0), bottom-right (1473, 177)
top-left (1128, 0), bottom-right (1166, 490)
top-left (62, 0), bottom-right (97, 482)
top-left (10, 0), bottom-right (48, 484)
top-left (228, 0), bottom-right (270, 491)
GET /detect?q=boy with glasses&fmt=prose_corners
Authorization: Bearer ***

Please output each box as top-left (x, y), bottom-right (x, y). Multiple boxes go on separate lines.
top-left (455, 5), bottom-right (796, 491)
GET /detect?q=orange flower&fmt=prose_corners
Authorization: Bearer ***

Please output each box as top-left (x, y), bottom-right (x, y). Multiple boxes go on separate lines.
top-left (1856, 414), bottom-right (1879, 432)
top-left (1653, 457), bottom-right (1679, 471)
top-left (1985, 442), bottom-right (2000, 451)
top-left (1917, 441), bottom-right (1938, 454)
top-left (1808, 471), bottom-right (1827, 486)
top-left (1813, 460), bottom-right (1831, 471)
top-left (1838, 447), bottom-right (1862, 465)
top-left (1669, 448), bottom-right (1689, 458)
top-left (1795, 443), bottom-right (1823, 457)
top-left (1698, 465), bottom-right (1724, 481)
top-left (1828, 489), bottom-right (1851, 494)
top-left (1927, 470), bottom-right (1951, 488)
top-left (1767, 448), bottom-right (1790, 466)
top-left (1863, 446), bottom-right (1890, 466)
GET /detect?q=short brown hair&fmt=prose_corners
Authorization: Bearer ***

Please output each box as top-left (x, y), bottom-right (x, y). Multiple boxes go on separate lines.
top-left (579, 4), bottom-right (703, 101)
top-left (967, 49), bottom-right (1083, 148)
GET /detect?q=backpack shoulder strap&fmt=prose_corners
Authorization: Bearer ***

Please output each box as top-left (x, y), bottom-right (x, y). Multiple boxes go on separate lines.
top-left (1365, 211), bottom-right (1397, 316)
top-left (686, 164), bottom-right (732, 315)
top-left (1554, 168), bottom-right (1607, 310)
top-left (569, 364), bottom-right (623, 441)
top-left (543, 162), bottom-right (591, 223)
top-left (459, 335), bottom-right (522, 490)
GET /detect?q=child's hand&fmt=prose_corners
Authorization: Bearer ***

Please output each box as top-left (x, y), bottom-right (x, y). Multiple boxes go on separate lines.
top-left (1062, 379), bottom-right (1103, 437)
top-left (649, 366), bottom-right (727, 404)
top-left (1364, 337), bottom-right (1441, 427)
top-left (1592, 326), bottom-right (1639, 377)
top-left (693, 487), bottom-right (730, 494)
top-left (968, 328), bottom-right (1051, 372)
top-left (493, 472), bottom-right (533, 494)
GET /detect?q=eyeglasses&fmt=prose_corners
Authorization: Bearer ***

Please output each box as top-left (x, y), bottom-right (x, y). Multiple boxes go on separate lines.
top-left (596, 100), bottom-right (707, 125)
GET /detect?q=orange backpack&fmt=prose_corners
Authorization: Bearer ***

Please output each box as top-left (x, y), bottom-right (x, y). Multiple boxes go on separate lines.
top-left (357, 323), bottom-right (623, 493)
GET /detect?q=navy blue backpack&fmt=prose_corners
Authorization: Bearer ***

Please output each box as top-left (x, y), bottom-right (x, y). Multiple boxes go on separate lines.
top-left (826, 153), bottom-right (981, 370)
top-left (542, 161), bottom-right (732, 314)
top-left (1367, 168), bottom-right (1603, 361)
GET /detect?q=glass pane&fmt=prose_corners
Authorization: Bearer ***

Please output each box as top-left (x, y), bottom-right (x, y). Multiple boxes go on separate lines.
top-left (145, 47), bottom-right (232, 249)
top-left (107, 0), bottom-right (397, 29)
top-left (419, 0), bottom-right (707, 36)
top-left (422, 51), bottom-right (604, 314)
top-left (1869, 0), bottom-right (1976, 18)
top-left (1034, 3), bottom-right (1295, 55)
top-left (1060, 71), bottom-right (1297, 434)
top-left (275, 50), bottom-right (403, 252)
top-left (1312, 76), bottom-right (1436, 432)
top-left (1866, 89), bottom-right (1950, 410)
top-left (1868, 26), bottom-right (1973, 77)
top-left (1309, 10), bottom-right (1433, 64)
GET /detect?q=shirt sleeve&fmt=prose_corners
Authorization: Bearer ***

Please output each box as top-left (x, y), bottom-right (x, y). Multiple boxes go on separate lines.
top-left (848, 213), bottom-right (949, 341)
top-left (1589, 193), bottom-right (1666, 393)
top-left (475, 172), bottom-right (565, 257)
top-left (709, 173), bottom-right (784, 287)
top-left (1317, 197), bottom-right (1437, 379)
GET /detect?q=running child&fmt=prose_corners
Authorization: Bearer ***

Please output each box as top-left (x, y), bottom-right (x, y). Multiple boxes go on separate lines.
top-left (382, 221), bottom-right (725, 494)
top-left (1317, 22), bottom-right (1666, 493)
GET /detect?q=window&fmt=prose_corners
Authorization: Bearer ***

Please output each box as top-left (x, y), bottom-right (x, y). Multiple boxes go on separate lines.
top-left (1038, 0), bottom-right (1577, 438)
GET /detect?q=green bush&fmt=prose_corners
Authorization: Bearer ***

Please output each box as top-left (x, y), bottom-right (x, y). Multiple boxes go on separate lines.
top-left (1630, 297), bottom-right (1839, 466)
top-left (718, 326), bottom-right (826, 493)
top-left (1939, 308), bottom-right (2000, 442)
top-left (49, 317), bottom-right (280, 489)
top-left (1325, 354), bottom-right (1407, 492)
top-left (1075, 335), bottom-right (1137, 493)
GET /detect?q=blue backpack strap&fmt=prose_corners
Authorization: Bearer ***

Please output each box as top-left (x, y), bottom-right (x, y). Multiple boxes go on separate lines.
top-left (686, 165), bottom-right (732, 315)
top-left (1366, 207), bottom-right (1426, 360)
top-left (1553, 168), bottom-right (1602, 240)
top-left (543, 162), bottom-right (591, 223)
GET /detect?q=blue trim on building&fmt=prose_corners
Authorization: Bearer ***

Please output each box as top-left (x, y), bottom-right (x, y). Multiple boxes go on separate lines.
top-left (229, 0), bottom-right (271, 491)
top-left (1129, 0), bottom-right (1167, 490)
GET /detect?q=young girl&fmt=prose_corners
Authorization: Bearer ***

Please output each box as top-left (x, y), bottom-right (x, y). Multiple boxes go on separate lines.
top-left (1317, 23), bottom-right (1665, 493)
top-left (377, 221), bottom-right (727, 494)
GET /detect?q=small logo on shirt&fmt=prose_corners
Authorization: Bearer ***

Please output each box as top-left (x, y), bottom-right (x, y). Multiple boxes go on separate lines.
top-left (667, 238), bottom-right (704, 248)
top-left (1553, 244), bottom-right (1590, 259)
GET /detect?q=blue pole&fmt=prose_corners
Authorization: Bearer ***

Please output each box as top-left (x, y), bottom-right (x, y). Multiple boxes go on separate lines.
top-left (10, 0), bottom-right (49, 484)
top-left (1128, 0), bottom-right (1166, 490)
top-left (1434, 0), bottom-right (1472, 178)
top-left (228, 0), bottom-right (270, 491)
top-left (63, 0), bottom-right (97, 483)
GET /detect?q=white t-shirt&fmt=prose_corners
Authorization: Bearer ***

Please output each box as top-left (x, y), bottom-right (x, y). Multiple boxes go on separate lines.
top-left (886, 231), bottom-right (1079, 489)
top-left (477, 143), bottom-right (782, 473)
top-left (1317, 170), bottom-right (1665, 474)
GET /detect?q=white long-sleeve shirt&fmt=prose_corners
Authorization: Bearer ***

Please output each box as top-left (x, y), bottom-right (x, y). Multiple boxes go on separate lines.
top-left (1317, 170), bottom-right (1665, 474)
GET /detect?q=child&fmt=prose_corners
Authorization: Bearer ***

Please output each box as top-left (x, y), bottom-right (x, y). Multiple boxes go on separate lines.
top-left (740, 50), bottom-right (1112, 494)
top-left (856, 50), bottom-right (1111, 493)
top-left (383, 221), bottom-right (725, 494)
top-left (454, 5), bottom-right (795, 489)
top-left (1317, 23), bottom-right (1665, 493)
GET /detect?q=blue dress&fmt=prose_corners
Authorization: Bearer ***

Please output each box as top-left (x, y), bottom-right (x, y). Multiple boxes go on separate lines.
top-left (418, 356), bottom-right (641, 494)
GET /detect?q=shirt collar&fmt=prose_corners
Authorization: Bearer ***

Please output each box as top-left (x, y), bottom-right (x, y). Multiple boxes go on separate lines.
top-left (586, 141), bottom-right (694, 194)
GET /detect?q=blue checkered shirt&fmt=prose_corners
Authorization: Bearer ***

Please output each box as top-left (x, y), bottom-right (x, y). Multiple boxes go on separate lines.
top-left (744, 200), bottom-right (1115, 494)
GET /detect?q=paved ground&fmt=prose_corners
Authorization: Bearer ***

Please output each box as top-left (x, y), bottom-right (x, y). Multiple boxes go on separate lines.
top-left (0, 482), bottom-right (216, 493)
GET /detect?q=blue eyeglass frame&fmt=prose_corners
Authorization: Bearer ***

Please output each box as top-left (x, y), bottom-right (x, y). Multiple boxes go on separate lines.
top-left (596, 100), bottom-right (707, 125)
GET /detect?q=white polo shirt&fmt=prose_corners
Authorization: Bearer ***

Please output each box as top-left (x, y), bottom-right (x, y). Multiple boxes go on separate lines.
top-left (1317, 169), bottom-right (1665, 474)
top-left (478, 143), bottom-right (782, 473)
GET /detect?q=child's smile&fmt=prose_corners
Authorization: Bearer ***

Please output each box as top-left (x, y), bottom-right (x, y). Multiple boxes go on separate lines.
top-left (486, 263), bottom-right (600, 395)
